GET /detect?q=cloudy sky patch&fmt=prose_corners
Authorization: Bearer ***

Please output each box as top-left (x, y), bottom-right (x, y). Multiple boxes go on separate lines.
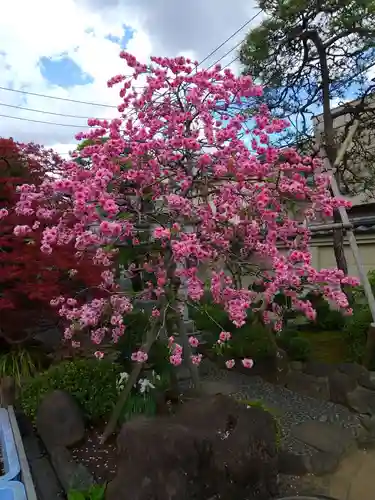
top-left (0, 0), bottom-right (260, 154)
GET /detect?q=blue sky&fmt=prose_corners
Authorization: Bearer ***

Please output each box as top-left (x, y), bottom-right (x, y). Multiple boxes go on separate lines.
top-left (39, 25), bottom-right (135, 88)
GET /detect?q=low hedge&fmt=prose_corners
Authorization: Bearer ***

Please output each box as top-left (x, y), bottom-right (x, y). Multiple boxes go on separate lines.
top-left (20, 358), bottom-right (122, 422)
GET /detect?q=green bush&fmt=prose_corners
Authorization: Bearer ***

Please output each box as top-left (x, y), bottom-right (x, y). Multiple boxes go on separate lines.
top-left (305, 293), bottom-right (346, 331)
top-left (343, 305), bottom-right (372, 364)
top-left (285, 336), bottom-right (311, 362)
top-left (352, 269), bottom-right (375, 303)
top-left (229, 322), bottom-right (277, 360)
top-left (189, 302), bottom-right (232, 334)
top-left (68, 483), bottom-right (106, 500)
top-left (277, 329), bottom-right (311, 362)
top-left (277, 328), bottom-right (299, 350)
top-left (20, 359), bottom-right (122, 422)
top-left (189, 297), bottom-right (276, 361)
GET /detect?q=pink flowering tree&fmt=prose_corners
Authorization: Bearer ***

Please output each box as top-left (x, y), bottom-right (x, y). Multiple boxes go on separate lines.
top-left (11, 52), bottom-right (358, 440)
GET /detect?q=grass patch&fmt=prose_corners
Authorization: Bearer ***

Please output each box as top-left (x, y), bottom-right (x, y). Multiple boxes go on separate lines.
top-left (298, 330), bottom-right (347, 364)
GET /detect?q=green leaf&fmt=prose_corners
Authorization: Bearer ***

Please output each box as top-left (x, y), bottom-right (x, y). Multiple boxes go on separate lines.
top-left (118, 245), bottom-right (137, 265)
top-left (67, 491), bottom-right (86, 500)
top-left (117, 212), bottom-right (133, 220)
top-left (88, 483), bottom-right (107, 500)
top-left (103, 244), bottom-right (115, 252)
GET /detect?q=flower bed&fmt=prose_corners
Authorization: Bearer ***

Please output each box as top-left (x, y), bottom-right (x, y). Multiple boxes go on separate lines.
top-left (70, 425), bottom-right (118, 484)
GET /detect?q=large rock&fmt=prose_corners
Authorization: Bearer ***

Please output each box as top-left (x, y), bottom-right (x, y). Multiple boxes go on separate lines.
top-left (306, 450), bottom-right (341, 475)
top-left (36, 390), bottom-right (85, 447)
top-left (284, 362), bottom-right (375, 414)
top-left (199, 380), bottom-right (238, 396)
top-left (304, 361), bottom-right (336, 378)
top-left (337, 362), bottom-right (370, 383)
top-left (285, 371), bottom-right (330, 401)
top-left (329, 371), bottom-right (357, 406)
top-left (347, 386), bottom-right (375, 415)
top-left (106, 395), bottom-right (278, 500)
top-left (277, 450), bottom-right (309, 476)
top-left (291, 421), bottom-right (356, 459)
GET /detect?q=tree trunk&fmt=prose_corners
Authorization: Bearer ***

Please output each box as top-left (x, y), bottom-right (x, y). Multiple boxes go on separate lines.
top-left (308, 30), bottom-right (349, 279)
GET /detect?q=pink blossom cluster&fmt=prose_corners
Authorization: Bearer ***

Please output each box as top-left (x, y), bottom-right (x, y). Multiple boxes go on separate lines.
top-left (7, 51), bottom-right (360, 368)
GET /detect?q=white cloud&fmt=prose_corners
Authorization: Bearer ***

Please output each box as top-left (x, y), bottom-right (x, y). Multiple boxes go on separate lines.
top-left (0, 0), bottom-right (260, 151)
top-left (0, 0), bottom-right (153, 149)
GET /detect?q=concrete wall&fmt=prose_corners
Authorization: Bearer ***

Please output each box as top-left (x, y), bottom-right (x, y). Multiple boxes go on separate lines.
top-left (310, 234), bottom-right (375, 278)
top-left (312, 95), bottom-right (375, 205)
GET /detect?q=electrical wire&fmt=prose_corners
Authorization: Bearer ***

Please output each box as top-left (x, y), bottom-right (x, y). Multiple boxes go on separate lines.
top-left (197, 10), bottom-right (262, 67)
top-left (207, 41), bottom-right (243, 70)
top-left (0, 102), bottom-right (101, 120)
top-left (0, 86), bottom-right (118, 108)
top-left (0, 113), bottom-right (94, 128)
top-left (0, 10), bottom-right (262, 112)
top-left (0, 12), bottom-right (262, 130)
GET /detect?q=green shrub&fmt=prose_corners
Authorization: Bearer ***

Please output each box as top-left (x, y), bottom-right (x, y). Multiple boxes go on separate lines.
top-left (352, 269), bottom-right (375, 303)
top-left (277, 329), bottom-right (311, 361)
top-left (277, 328), bottom-right (299, 350)
top-left (189, 297), bottom-right (275, 361)
top-left (229, 322), bottom-right (277, 360)
top-left (189, 302), bottom-right (232, 334)
top-left (285, 336), bottom-right (311, 362)
top-left (343, 305), bottom-right (372, 364)
top-left (305, 293), bottom-right (346, 331)
top-left (21, 359), bottom-right (122, 422)
top-left (68, 483), bottom-right (106, 500)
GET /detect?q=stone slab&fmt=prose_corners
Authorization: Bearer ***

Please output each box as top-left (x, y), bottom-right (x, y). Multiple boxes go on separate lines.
top-left (291, 421), bottom-right (356, 458)
top-left (347, 386), bottom-right (375, 415)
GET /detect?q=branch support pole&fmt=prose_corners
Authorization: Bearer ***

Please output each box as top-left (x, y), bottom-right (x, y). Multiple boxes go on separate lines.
top-left (100, 308), bottom-right (164, 444)
top-left (316, 121), bottom-right (375, 365)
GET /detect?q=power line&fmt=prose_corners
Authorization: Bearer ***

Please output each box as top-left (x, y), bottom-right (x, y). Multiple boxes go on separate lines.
top-left (222, 55), bottom-right (240, 71)
top-left (207, 40), bottom-right (243, 70)
top-left (0, 13), bottom-right (262, 130)
top-left (0, 102), bottom-right (108, 120)
top-left (197, 10), bottom-right (262, 67)
top-left (0, 11), bottom-right (262, 113)
top-left (206, 12), bottom-right (263, 71)
top-left (0, 113), bottom-right (95, 128)
top-left (0, 86), bottom-right (118, 109)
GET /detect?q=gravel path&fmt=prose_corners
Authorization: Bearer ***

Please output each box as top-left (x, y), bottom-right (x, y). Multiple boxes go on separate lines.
top-left (199, 360), bottom-right (363, 455)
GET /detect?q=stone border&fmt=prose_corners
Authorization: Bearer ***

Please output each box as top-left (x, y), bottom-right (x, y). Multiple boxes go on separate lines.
top-left (47, 444), bottom-right (95, 494)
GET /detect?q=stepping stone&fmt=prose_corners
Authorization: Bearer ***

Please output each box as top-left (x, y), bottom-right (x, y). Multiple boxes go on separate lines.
top-left (200, 380), bottom-right (238, 396)
top-left (328, 449), bottom-right (375, 500)
top-left (347, 386), bottom-right (375, 414)
top-left (291, 421), bottom-right (356, 458)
